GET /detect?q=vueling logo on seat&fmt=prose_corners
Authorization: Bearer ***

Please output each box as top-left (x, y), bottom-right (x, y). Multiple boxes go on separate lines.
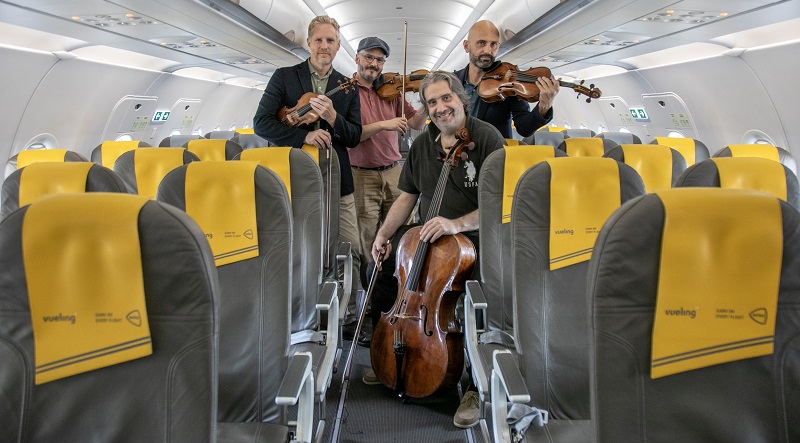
top-left (554, 229), bottom-right (574, 235)
top-left (664, 307), bottom-right (696, 319)
top-left (42, 313), bottom-right (77, 324)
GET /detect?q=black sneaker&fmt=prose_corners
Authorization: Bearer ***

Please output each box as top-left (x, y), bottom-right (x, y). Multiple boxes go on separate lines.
top-left (357, 330), bottom-right (371, 347)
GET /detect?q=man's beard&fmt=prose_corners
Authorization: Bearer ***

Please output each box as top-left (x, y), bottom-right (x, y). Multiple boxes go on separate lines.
top-left (471, 53), bottom-right (494, 70)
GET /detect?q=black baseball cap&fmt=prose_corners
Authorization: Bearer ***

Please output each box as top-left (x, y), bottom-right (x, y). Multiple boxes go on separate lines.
top-left (357, 36), bottom-right (390, 57)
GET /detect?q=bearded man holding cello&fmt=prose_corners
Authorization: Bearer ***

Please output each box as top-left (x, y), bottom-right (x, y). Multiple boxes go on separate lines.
top-left (349, 37), bottom-right (425, 339)
top-left (455, 20), bottom-right (559, 139)
top-left (362, 71), bottom-right (503, 424)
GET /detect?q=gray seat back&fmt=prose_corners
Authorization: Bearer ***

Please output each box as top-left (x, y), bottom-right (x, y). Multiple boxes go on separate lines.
top-left (649, 137), bottom-right (710, 166)
top-left (158, 162), bottom-right (293, 423)
top-left (677, 157), bottom-right (800, 210)
top-left (596, 131), bottom-right (641, 144)
top-left (2, 162), bottom-right (127, 219)
top-left (0, 194), bottom-right (218, 442)
top-left (159, 134), bottom-right (202, 147)
top-left (478, 146), bottom-right (567, 333)
top-left (511, 158), bottom-right (645, 419)
top-left (713, 144), bottom-right (797, 175)
top-left (604, 144), bottom-right (687, 190)
top-left (235, 147), bottom-right (324, 333)
top-left (524, 131), bottom-right (565, 148)
top-left (236, 133), bottom-right (272, 150)
top-left (587, 190), bottom-right (800, 442)
top-left (205, 131), bottom-right (238, 141)
top-left (564, 128), bottom-right (595, 138)
top-left (113, 148), bottom-right (199, 197)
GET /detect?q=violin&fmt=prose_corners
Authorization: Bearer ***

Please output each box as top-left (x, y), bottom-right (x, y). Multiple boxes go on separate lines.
top-left (477, 62), bottom-right (601, 103)
top-left (278, 77), bottom-right (356, 126)
top-left (370, 127), bottom-right (476, 399)
top-left (375, 69), bottom-right (429, 101)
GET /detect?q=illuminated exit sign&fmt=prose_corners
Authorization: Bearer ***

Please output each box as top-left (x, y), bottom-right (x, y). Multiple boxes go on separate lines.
top-left (153, 111), bottom-right (171, 122)
top-left (629, 107), bottom-right (648, 120)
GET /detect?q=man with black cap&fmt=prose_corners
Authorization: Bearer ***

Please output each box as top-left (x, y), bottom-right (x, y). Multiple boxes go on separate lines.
top-left (348, 36), bottom-right (425, 347)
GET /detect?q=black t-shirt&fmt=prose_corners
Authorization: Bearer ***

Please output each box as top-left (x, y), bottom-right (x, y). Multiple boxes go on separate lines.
top-left (399, 116), bottom-right (504, 223)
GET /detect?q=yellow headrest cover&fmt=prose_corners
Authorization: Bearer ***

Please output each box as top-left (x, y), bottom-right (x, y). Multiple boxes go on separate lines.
top-left (651, 188), bottom-right (781, 379)
top-left (23, 193), bottom-right (152, 384)
top-left (502, 145), bottom-right (556, 224)
top-left (620, 144), bottom-right (673, 193)
top-left (184, 161), bottom-right (260, 266)
top-left (240, 147), bottom-right (293, 200)
top-left (727, 144), bottom-right (779, 162)
top-left (564, 138), bottom-right (605, 157)
top-left (235, 128), bottom-right (255, 134)
top-left (187, 139), bottom-right (228, 162)
top-left (19, 162), bottom-right (94, 207)
top-left (712, 157), bottom-right (787, 201)
top-left (301, 144), bottom-right (320, 164)
top-left (17, 149), bottom-right (69, 169)
top-left (546, 126), bottom-right (567, 132)
top-left (655, 136), bottom-right (697, 166)
top-left (101, 141), bottom-right (140, 168)
top-left (546, 157), bottom-right (620, 270)
top-left (133, 148), bottom-right (187, 199)
top-left (504, 138), bottom-right (520, 146)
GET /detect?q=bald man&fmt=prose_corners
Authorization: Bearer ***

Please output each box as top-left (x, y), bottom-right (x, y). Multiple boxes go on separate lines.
top-left (454, 20), bottom-right (559, 139)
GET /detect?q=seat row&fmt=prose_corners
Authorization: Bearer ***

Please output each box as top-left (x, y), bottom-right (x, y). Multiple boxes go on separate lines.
top-left (463, 148), bottom-right (800, 442)
top-left (0, 143), bottom-right (355, 442)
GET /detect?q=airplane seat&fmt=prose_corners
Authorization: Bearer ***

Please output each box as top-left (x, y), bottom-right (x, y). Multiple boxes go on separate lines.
top-left (235, 147), bottom-right (339, 420)
top-left (236, 133), bottom-right (272, 150)
top-left (113, 148), bottom-right (199, 198)
top-left (649, 136), bottom-right (710, 167)
top-left (586, 188), bottom-right (800, 442)
top-left (299, 146), bottom-right (354, 344)
top-left (183, 138), bottom-right (243, 161)
top-left (1, 162), bottom-right (127, 219)
top-left (7, 149), bottom-right (88, 173)
top-left (234, 128), bottom-right (255, 134)
top-left (158, 134), bottom-right (202, 147)
top-left (204, 130), bottom-right (238, 141)
top-left (504, 138), bottom-right (520, 146)
top-left (595, 131), bottom-right (642, 145)
top-left (537, 126), bottom-right (568, 132)
top-left (713, 144), bottom-right (797, 175)
top-left (557, 137), bottom-right (618, 157)
top-left (91, 140), bottom-right (151, 169)
top-left (564, 128), bottom-right (596, 138)
top-left (488, 158), bottom-right (646, 443)
top-left (604, 144), bottom-right (687, 192)
top-left (157, 162), bottom-right (316, 441)
top-left (676, 157), bottom-right (800, 209)
top-left (0, 193), bottom-right (219, 442)
top-left (464, 145), bottom-right (567, 439)
top-left (524, 131), bottom-right (565, 148)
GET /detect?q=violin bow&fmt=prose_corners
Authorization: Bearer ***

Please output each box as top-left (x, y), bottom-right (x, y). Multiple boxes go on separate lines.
top-left (401, 20), bottom-right (408, 118)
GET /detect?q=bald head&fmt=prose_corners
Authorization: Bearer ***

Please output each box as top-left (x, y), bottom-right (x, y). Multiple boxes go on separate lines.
top-left (468, 20), bottom-right (500, 41)
top-left (464, 20), bottom-right (500, 70)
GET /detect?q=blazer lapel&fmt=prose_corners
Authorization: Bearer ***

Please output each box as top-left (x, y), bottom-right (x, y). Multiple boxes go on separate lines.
top-left (297, 62), bottom-right (313, 94)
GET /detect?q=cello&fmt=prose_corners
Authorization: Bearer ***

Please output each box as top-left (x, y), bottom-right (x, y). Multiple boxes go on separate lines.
top-left (370, 127), bottom-right (477, 399)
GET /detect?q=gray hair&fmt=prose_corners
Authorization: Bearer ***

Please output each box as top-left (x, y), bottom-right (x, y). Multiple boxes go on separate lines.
top-left (418, 71), bottom-right (471, 117)
top-left (308, 16), bottom-right (340, 39)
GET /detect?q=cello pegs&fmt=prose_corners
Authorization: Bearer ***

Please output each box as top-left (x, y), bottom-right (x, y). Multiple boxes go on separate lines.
top-left (460, 152), bottom-right (468, 161)
top-left (590, 83), bottom-right (595, 89)
top-left (467, 141), bottom-right (476, 151)
top-left (579, 79), bottom-right (585, 85)
top-left (586, 98), bottom-right (592, 103)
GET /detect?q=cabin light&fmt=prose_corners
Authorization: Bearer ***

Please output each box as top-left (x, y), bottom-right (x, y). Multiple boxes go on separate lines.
top-left (719, 12), bottom-right (728, 17)
top-left (665, 10), bottom-right (674, 14)
top-left (160, 42), bottom-right (167, 45)
top-left (126, 13), bottom-right (134, 18)
top-left (72, 16), bottom-right (81, 20)
top-left (200, 40), bottom-right (207, 44)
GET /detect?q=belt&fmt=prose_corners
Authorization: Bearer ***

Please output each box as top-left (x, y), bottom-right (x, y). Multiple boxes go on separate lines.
top-left (352, 161), bottom-right (398, 172)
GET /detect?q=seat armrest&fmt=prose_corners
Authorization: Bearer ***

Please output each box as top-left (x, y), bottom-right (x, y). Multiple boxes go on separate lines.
top-left (335, 242), bottom-right (352, 323)
top-left (277, 352), bottom-right (314, 442)
top-left (465, 280), bottom-right (487, 350)
top-left (315, 281), bottom-right (339, 399)
top-left (336, 242), bottom-right (351, 260)
top-left (491, 350), bottom-right (533, 443)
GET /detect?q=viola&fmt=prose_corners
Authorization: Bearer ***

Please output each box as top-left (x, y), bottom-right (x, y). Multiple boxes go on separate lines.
top-left (477, 61), bottom-right (601, 103)
top-left (278, 77), bottom-right (356, 126)
top-left (375, 69), bottom-right (429, 101)
top-left (370, 127), bottom-right (476, 399)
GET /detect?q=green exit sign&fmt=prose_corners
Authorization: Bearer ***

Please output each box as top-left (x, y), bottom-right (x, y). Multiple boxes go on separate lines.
top-left (630, 108), bottom-right (648, 120)
top-left (153, 111), bottom-right (171, 122)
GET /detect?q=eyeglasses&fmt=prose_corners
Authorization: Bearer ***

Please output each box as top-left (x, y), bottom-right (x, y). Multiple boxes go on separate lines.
top-left (360, 53), bottom-right (386, 64)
